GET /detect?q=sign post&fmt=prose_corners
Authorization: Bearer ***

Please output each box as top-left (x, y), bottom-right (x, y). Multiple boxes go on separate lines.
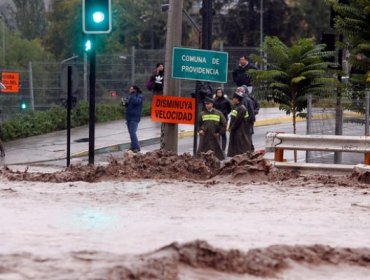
top-left (151, 96), bottom-right (195, 125)
top-left (171, 47), bottom-right (228, 155)
top-left (82, 0), bottom-right (112, 165)
top-left (1, 72), bottom-right (19, 93)
top-left (172, 47), bottom-right (228, 83)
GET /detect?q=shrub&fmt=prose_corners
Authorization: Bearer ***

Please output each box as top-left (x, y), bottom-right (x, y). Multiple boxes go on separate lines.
top-left (1, 102), bottom-right (126, 142)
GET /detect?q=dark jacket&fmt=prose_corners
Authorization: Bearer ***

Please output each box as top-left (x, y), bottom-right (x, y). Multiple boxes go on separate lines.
top-left (214, 95), bottom-right (231, 120)
top-left (227, 103), bottom-right (251, 157)
top-left (150, 70), bottom-right (164, 93)
top-left (197, 108), bottom-right (226, 160)
top-left (232, 63), bottom-right (256, 86)
top-left (242, 95), bottom-right (256, 124)
top-left (125, 92), bottom-right (144, 122)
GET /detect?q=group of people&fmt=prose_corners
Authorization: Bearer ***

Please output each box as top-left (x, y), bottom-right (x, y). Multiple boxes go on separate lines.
top-left (122, 55), bottom-right (259, 160)
top-left (196, 55), bottom-right (259, 160)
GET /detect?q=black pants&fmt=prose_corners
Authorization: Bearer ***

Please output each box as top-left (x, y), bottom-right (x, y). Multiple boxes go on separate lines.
top-left (220, 132), bottom-right (227, 151)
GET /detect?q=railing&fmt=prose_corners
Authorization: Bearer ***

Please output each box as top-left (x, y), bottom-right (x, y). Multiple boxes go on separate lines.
top-left (265, 132), bottom-right (370, 171)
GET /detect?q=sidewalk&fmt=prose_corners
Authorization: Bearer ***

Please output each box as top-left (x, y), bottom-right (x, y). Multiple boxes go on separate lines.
top-left (1, 107), bottom-right (292, 166)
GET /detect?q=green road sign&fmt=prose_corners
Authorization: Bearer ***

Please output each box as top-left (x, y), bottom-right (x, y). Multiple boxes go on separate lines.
top-left (172, 47), bottom-right (228, 83)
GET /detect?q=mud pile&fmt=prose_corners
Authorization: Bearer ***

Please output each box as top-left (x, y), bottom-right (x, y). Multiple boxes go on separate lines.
top-left (1, 150), bottom-right (369, 187)
top-left (1, 240), bottom-right (369, 279)
top-left (216, 151), bottom-right (271, 182)
top-left (0, 150), bottom-right (269, 183)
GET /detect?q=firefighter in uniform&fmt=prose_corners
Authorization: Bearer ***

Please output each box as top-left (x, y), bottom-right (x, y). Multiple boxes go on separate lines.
top-left (227, 91), bottom-right (252, 157)
top-left (197, 97), bottom-right (227, 160)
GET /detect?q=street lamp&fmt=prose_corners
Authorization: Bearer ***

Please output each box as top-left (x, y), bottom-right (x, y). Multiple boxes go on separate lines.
top-left (260, 0), bottom-right (263, 58)
top-left (254, 0), bottom-right (264, 68)
top-left (161, 4), bottom-right (201, 46)
top-left (0, 15), bottom-right (5, 68)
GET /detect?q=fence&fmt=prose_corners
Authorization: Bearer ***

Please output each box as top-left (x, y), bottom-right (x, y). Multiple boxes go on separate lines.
top-left (0, 47), bottom-right (369, 165)
top-left (0, 46), bottom-right (259, 121)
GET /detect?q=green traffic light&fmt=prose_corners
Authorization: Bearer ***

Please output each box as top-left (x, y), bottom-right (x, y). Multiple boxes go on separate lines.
top-left (85, 39), bottom-right (92, 51)
top-left (83, 0), bottom-right (112, 34)
top-left (21, 102), bottom-right (27, 110)
top-left (93, 11), bottom-right (105, 23)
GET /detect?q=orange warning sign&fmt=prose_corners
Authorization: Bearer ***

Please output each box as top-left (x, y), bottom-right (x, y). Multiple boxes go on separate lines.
top-left (151, 95), bottom-right (195, 124)
top-left (1, 72), bottom-right (20, 93)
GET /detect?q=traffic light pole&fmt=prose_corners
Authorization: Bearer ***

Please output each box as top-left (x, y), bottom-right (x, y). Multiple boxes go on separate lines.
top-left (162, 0), bottom-right (183, 152)
top-left (67, 66), bottom-right (72, 167)
top-left (193, 0), bottom-right (213, 156)
top-left (88, 35), bottom-right (96, 165)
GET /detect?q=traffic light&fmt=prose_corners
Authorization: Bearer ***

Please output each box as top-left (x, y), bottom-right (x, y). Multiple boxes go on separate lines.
top-left (85, 38), bottom-right (92, 52)
top-left (82, 0), bottom-right (112, 34)
top-left (82, 33), bottom-right (94, 52)
top-left (20, 101), bottom-right (27, 110)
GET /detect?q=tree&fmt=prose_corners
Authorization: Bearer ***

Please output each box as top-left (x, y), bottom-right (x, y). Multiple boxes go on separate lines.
top-left (250, 36), bottom-right (337, 135)
top-left (42, 0), bottom-right (81, 59)
top-left (13, 0), bottom-right (47, 40)
top-left (327, 0), bottom-right (370, 85)
top-left (213, 0), bottom-right (304, 46)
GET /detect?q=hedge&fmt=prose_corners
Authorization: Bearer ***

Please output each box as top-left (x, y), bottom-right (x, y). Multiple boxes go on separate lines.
top-left (1, 101), bottom-right (152, 142)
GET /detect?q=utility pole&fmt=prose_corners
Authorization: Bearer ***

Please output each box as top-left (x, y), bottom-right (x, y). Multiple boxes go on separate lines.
top-left (193, 0), bottom-right (213, 155)
top-left (162, 0), bottom-right (183, 152)
top-left (201, 0), bottom-right (213, 50)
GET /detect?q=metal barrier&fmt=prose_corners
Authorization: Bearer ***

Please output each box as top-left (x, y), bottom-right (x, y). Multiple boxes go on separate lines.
top-left (266, 132), bottom-right (370, 169)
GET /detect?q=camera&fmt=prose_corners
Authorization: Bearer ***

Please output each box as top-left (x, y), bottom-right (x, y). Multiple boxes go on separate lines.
top-left (121, 97), bottom-right (129, 106)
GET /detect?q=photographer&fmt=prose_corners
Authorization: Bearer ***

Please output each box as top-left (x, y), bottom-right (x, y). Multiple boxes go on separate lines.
top-left (121, 85), bottom-right (144, 153)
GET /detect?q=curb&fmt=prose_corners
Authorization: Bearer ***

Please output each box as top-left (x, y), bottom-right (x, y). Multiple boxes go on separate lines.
top-left (74, 116), bottom-right (303, 157)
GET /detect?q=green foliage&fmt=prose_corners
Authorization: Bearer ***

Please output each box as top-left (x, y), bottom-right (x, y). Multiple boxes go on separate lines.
top-left (13, 0), bottom-right (47, 40)
top-left (1, 27), bottom-right (54, 69)
top-left (214, 0), bottom-right (330, 46)
top-left (42, 0), bottom-right (83, 59)
top-left (1, 106), bottom-right (66, 141)
top-left (1, 100), bottom-right (153, 142)
top-left (2, 102), bottom-right (127, 142)
top-left (141, 101), bottom-right (152, 117)
top-left (327, 0), bottom-right (370, 85)
top-left (250, 36), bottom-right (337, 133)
top-left (42, 0), bottom-right (173, 57)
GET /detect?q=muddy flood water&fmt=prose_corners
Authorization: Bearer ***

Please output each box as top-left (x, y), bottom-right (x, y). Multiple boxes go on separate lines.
top-left (0, 150), bottom-right (370, 279)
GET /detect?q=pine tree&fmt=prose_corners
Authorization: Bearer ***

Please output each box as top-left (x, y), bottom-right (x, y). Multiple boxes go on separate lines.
top-left (327, 0), bottom-right (370, 85)
top-left (250, 36), bottom-right (337, 135)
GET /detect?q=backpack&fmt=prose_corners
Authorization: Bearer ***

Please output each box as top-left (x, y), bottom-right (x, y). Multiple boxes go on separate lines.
top-left (250, 95), bottom-right (260, 115)
top-left (146, 77), bottom-right (153, 91)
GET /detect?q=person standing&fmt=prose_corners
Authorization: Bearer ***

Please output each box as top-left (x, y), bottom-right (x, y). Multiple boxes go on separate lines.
top-left (227, 91), bottom-right (251, 157)
top-left (232, 55), bottom-right (256, 91)
top-left (149, 63), bottom-right (164, 96)
top-left (213, 88), bottom-right (231, 152)
top-left (237, 86), bottom-right (257, 151)
top-left (197, 97), bottom-right (227, 160)
top-left (122, 85), bottom-right (144, 153)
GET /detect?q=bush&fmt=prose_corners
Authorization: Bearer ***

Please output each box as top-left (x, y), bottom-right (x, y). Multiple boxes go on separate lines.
top-left (1, 99), bottom-right (153, 142)
top-left (1, 102), bottom-right (126, 142)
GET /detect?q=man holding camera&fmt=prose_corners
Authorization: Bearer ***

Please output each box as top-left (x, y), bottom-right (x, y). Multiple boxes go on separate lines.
top-left (122, 85), bottom-right (144, 153)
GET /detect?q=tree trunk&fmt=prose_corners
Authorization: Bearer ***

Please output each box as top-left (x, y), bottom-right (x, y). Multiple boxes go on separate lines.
top-left (292, 108), bottom-right (297, 162)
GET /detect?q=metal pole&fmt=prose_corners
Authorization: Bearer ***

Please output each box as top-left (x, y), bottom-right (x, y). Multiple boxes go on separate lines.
top-left (131, 46), bottom-right (135, 85)
top-left (220, 41), bottom-right (224, 90)
top-left (162, 0), bottom-right (183, 152)
top-left (1, 17), bottom-right (5, 68)
top-left (193, 82), bottom-right (200, 156)
top-left (260, 0), bottom-right (263, 59)
top-left (28, 61), bottom-right (35, 111)
top-left (334, 34), bottom-right (344, 164)
top-left (365, 89), bottom-right (370, 136)
top-left (84, 53), bottom-right (88, 101)
top-left (201, 0), bottom-right (213, 50)
top-left (306, 94), bottom-right (312, 163)
top-left (67, 66), bottom-right (72, 167)
top-left (88, 36), bottom-right (96, 165)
